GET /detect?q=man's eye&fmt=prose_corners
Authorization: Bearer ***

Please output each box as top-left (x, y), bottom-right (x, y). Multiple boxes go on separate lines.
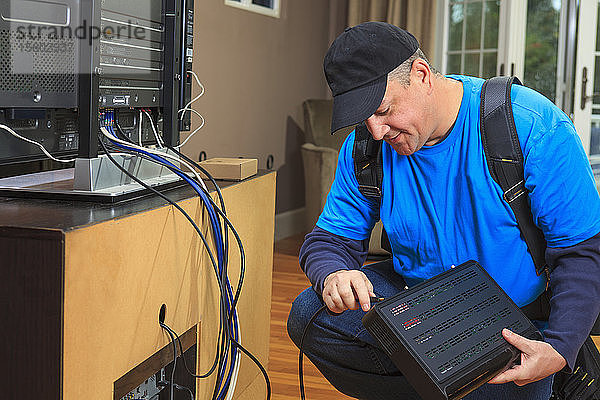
top-left (375, 107), bottom-right (390, 116)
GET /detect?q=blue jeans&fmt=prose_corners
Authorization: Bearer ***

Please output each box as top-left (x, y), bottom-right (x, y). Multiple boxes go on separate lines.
top-left (287, 260), bottom-right (553, 400)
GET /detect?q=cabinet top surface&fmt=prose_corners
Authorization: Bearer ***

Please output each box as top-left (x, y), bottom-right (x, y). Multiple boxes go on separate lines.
top-left (0, 170), bottom-right (274, 232)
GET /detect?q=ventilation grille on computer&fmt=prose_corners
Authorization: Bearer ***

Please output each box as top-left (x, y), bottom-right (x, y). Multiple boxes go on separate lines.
top-left (100, 41), bottom-right (135, 58)
top-left (392, 278), bottom-right (523, 378)
top-left (413, 298), bottom-right (504, 345)
top-left (366, 316), bottom-right (403, 356)
top-left (397, 283), bottom-right (491, 330)
top-left (390, 269), bottom-right (477, 316)
top-left (425, 308), bottom-right (512, 359)
top-left (0, 29), bottom-right (76, 93)
top-left (437, 320), bottom-right (523, 375)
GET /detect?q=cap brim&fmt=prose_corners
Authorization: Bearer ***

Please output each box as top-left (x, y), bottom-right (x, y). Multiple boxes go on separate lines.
top-left (330, 74), bottom-right (387, 134)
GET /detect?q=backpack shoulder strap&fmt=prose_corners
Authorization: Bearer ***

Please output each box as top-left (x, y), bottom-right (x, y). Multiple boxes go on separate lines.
top-left (353, 122), bottom-right (383, 199)
top-left (353, 123), bottom-right (392, 253)
top-left (480, 76), bottom-right (549, 277)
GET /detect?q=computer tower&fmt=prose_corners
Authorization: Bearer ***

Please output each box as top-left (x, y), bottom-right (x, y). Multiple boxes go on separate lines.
top-left (0, 0), bottom-right (193, 166)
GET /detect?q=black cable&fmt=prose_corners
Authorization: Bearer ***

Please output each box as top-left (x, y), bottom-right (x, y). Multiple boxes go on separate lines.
top-left (174, 383), bottom-right (195, 400)
top-left (159, 322), bottom-right (194, 400)
top-left (129, 148), bottom-right (233, 399)
top-left (168, 148), bottom-right (247, 321)
top-left (162, 318), bottom-right (272, 400)
top-left (298, 297), bottom-right (384, 400)
top-left (160, 321), bottom-right (178, 400)
top-left (111, 125), bottom-right (231, 384)
top-left (99, 138), bottom-right (231, 384)
top-left (130, 142), bottom-right (241, 320)
top-left (106, 145), bottom-right (234, 400)
top-left (113, 122), bottom-right (136, 144)
top-left (169, 178), bottom-right (263, 399)
top-left (232, 339), bottom-right (272, 400)
top-left (208, 206), bottom-right (245, 399)
top-left (171, 150), bottom-right (238, 396)
top-left (98, 138), bottom-right (222, 287)
top-left (109, 130), bottom-right (229, 293)
top-left (161, 321), bottom-right (232, 400)
top-left (169, 147), bottom-right (229, 266)
top-left (161, 306), bottom-right (228, 387)
top-left (158, 325), bottom-right (198, 400)
top-left (109, 128), bottom-right (232, 389)
top-left (161, 323), bottom-right (196, 376)
top-left (171, 166), bottom-right (246, 322)
top-left (167, 147), bottom-right (255, 399)
top-left (101, 136), bottom-right (268, 398)
top-left (299, 305), bottom-right (328, 400)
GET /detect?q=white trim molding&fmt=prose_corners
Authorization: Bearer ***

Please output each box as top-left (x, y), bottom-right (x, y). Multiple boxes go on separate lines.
top-left (224, 0), bottom-right (280, 18)
top-left (274, 207), bottom-right (306, 241)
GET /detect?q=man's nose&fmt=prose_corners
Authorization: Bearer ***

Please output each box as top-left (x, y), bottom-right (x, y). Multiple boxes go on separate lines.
top-left (365, 117), bottom-right (389, 140)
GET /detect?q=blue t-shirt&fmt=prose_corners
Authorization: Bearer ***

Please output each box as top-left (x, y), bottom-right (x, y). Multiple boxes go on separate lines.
top-left (317, 75), bottom-right (600, 307)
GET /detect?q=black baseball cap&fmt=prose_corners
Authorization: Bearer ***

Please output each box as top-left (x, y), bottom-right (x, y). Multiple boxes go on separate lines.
top-left (324, 22), bottom-right (419, 134)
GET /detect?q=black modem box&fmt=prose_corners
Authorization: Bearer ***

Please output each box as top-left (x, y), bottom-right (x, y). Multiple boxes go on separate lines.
top-left (362, 260), bottom-right (542, 400)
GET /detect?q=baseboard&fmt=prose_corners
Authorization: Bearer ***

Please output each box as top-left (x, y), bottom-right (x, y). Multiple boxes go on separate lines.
top-left (274, 207), bottom-right (306, 241)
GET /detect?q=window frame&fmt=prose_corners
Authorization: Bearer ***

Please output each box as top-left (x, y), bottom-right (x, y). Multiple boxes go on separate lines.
top-left (438, 0), bottom-right (600, 158)
top-left (439, 0), bottom-right (526, 79)
top-left (224, 0), bottom-right (281, 18)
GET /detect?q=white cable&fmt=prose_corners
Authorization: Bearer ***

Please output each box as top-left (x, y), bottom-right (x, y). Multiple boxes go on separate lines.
top-left (101, 126), bottom-right (200, 183)
top-left (176, 70), bottom-right (206, 149)
top-left (178, 70), bottom-right (205, 120)
top-left (100, 126), bottom-right (209, 192)
top-left (145, 110), bottom-right (164, 147)
top-left (174, 108), bottom-right (205, 149)
top-left (178, 70), bottom-right (205, 121)
top-left (225, 314), bottom-right (242, 400)
top-left (142, 110), bottom-right (164, 147)
top-left (137, 110), bottom-right (208, 189)
top-left (0, 123), bottom-right (77, 163)
top-left (137, 110), bottom-right (143, 146)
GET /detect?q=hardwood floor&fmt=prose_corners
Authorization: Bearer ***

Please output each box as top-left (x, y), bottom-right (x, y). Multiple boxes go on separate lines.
top-left (268, 234), bottom-right (354, 400)
top-left (266, 235), bottom-right (600, 400)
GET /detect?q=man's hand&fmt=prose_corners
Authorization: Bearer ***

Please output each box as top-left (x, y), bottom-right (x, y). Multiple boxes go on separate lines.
top-left (488, 328), bottom-right (567, 386)
top-left (322, 270), bottom-right (375, 313)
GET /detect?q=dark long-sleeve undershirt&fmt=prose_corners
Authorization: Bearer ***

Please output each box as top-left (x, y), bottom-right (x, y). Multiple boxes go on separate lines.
top-left (299, 226), bottom-right (369, 294)
top-left (544, 232), bottom-right (600, 370)
top-left (299, 226), bottom-right (600, 370)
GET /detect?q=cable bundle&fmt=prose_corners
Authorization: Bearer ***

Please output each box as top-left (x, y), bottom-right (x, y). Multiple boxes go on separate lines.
top-left (98, 112), bottom-right (270, 400)
top-left (0, 71), bottom-right (269, 399)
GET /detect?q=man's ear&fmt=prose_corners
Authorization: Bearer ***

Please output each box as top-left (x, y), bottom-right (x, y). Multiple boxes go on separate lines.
top-left (411, 59), bottom-right (433, 93)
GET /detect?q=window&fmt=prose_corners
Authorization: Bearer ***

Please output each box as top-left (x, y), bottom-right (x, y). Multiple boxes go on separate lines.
top-left (439, 0), bottom-right (600, 159)
top-left (445, 1), bottom-right (500, 79)
top-left (441, 0), bottom-right (562, 100)
top-left (225, 0), bottom-right (280, 18)
top-left (523, 0), bottom-right (561, 102)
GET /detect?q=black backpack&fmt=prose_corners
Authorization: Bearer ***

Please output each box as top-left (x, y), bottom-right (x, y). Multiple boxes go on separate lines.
top-left (353, 76), bottom-right (600, 399)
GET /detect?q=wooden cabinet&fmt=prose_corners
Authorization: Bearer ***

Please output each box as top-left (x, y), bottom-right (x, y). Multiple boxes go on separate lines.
top-left (0, 171), bottom-right (276, 400)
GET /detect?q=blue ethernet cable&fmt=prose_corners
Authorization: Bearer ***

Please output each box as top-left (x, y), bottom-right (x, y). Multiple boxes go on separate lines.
top-left (104, 122), bottom-right (241, 398)
top-left (103, 126), bottom-right (240, 398)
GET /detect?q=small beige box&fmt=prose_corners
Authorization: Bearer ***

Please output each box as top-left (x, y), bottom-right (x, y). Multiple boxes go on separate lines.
top-left (200, 158), bottom-right (258, 181)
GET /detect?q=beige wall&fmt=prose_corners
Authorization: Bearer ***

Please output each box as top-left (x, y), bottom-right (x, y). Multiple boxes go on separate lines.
top-left (186, 0), bottom-right (332, 176)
